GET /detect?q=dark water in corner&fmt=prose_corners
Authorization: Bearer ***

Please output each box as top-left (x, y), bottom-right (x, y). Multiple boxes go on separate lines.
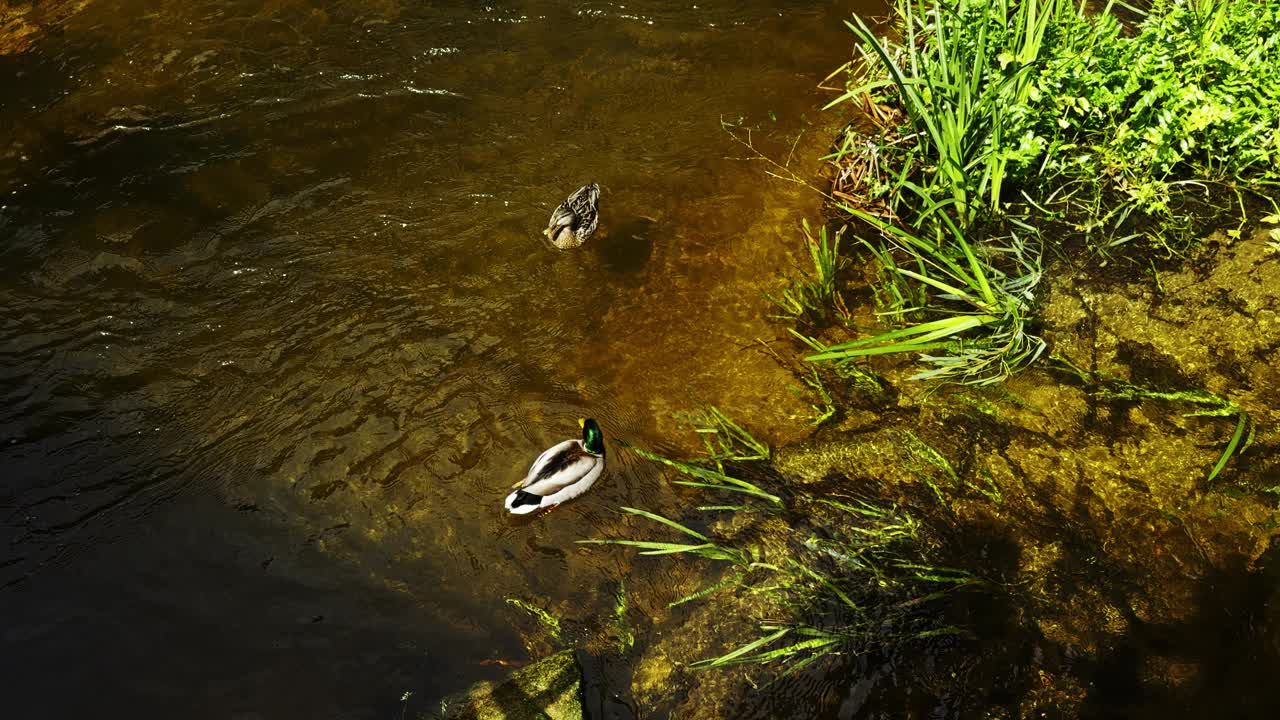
top-left (0, 1), bottom-right (865, 717)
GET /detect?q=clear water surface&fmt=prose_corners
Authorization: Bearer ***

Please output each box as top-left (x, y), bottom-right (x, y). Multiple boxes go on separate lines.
top-left (0, 1), bottom-right (863, 717)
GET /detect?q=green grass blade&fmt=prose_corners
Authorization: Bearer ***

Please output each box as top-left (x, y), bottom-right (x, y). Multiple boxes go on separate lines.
top-left (709, 636), bottom-right (843, 667)
top-left (631, 447), bottom-right (782, 504)
top-left (808, 341), bottom-right (955, 361)
top-left (671, 480), bottom-right (782, 503)
top-left (668, 571), bottom-right (746, 608)
top-left (1206, 412), bottom-right (1249, 482)
top-left (690, 627), bottom-right (790, 669)
top-left (619, 506), bottom-right (709, 541)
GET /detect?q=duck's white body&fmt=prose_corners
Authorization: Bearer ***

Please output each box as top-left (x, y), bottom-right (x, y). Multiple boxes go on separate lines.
top-left (504, 437), bottom-right (605, 514)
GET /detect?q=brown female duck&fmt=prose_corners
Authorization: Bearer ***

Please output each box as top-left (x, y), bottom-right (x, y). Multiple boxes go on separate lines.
top-left (544, 183), bottom-right (600, 249)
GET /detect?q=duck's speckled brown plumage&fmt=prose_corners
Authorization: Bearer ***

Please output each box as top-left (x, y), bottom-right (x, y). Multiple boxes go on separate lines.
top-left (544, 183), bottom-right (600, 249)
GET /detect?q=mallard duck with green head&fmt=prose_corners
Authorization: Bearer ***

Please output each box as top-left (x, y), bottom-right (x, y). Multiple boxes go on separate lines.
top-left (504, 418), bottom-right (605, 514)
top-left (544, 183), bottom-right (600, 249)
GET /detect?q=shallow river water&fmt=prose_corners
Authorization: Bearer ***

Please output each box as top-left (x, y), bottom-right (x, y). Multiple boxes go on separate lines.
top-left (0, 1), bottom-right (867, 716)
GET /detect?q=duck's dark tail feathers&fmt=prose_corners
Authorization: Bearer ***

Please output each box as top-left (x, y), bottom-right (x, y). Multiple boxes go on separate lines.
top-left (510, 490), bottom-right (542, 509)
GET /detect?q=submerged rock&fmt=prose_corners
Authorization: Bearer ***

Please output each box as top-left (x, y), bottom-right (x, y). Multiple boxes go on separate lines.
top-left (436, 650), bottom-right (581, 720)
top-left (435, 650), bottom-right (633, 720)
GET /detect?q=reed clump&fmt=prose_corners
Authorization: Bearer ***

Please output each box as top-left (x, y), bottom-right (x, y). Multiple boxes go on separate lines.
top-left (802, 0), bottom-right (1280, 384)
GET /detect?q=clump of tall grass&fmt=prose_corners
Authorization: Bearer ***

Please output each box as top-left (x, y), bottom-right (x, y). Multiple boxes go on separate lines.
top-left (582, 411), bottom-right (972, 675)
top-left (828, 0), bottom-right (1070, 228)
top-left (801, 208), bottom-right (1046, 384)
top-left (807, 0), bottom-right (1065, 383)
top-left (1018, 0), bottom-right (1280, 236)
top-left (830, 0), bottom-right (1280, 244)
top-left (813, 0), bottom-right (1278, 384)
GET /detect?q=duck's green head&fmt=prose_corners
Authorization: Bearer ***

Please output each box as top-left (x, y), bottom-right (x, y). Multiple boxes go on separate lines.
top-left (580, 418), bottom-right (605, 455)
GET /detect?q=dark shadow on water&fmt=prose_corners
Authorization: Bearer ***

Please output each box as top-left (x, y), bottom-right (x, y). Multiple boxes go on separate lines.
top-left (577, 650), bottom-right (638, 720)
top-left (598, 217), bottom-right (657, 277)
top-left (792, 473), bottom-right (1280, 720)
top-left (1076, 539), bottom-right (1280, 720)
top-left (929, 516), bottom-right (1280, 720)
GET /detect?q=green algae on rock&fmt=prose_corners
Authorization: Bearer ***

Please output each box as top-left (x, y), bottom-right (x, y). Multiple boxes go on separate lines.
top-left (435, 649), bottom-right (636, 720)
top-left (435, 650), bottom-right (584, 720)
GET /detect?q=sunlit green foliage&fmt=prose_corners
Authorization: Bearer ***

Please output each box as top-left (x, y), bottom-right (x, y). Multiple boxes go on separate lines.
top-left (817, 0), bottom-right (1280, 383)
top-left (827, 0), bottom-right (1069, 226)
top-left (799, 208), bottom-right (1045, 384)
top-left (835, 0), bottom-right (1280, 237)
top-left (1014, 0), bottom-right (1280, 225)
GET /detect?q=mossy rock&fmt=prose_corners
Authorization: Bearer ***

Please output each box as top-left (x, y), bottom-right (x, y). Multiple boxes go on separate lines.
top-left (436, 650), bottom-right (581, 720)
top-left (435, 649), bottom-right (632, 720)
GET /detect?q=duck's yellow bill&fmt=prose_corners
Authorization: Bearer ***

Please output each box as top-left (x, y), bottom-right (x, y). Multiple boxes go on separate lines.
top-left (578, 418), bottom-right (586, 429)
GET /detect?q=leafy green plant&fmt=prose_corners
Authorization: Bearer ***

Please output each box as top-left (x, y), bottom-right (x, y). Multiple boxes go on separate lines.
top-left (813, 0), bottom-right (1061, 382)
top-left (827, 0), bottom-right (1072, 227)
top-left (801, 208), bottom-right (1046, 384)
top-left (833, 0), bottom-right (1280, 247)
top-left (815, 0), bottom-right (1279, 384)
